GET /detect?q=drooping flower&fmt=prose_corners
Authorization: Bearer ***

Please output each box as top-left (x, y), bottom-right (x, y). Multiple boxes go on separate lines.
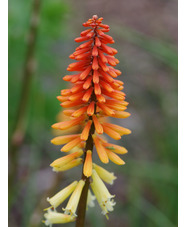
top-left (87, 189), bottom-right (96, 208)
top-left (90, 169), bottom-right (116, 217)
top-left (53, 159), bottom-right (83, 172)
top-left (44, 210), bottom-right (76, 226)
top-left (50, 150), bottom-right (83, 168)
top-left (63, 180), bottom-right (85, 217)
top-left (43, 15), bottom-right (131, 225)
top-left (93, 163), bottom-right (117, 185)
top-left (47, 181), bottom-right (78, 209)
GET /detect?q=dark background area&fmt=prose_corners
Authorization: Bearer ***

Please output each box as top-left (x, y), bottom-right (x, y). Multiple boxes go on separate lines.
top-left (8, 0), bottom-right (178, 226)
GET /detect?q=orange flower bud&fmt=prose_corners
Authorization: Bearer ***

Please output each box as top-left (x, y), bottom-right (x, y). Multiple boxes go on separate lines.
top-left (83, 150), bottom-right (92, 177)
top-left (106, 149), bottom-right (125, 165)
top-left (61, 137), bottom-right (82, 152)
top-left (81, 120), bottom-right (92, 141)
top-left (92, 135), bottom-right (109, 163)
top-left (92, 115), bottom-right (103, 134)
top-left (51, 134), bottom-right (80, 145)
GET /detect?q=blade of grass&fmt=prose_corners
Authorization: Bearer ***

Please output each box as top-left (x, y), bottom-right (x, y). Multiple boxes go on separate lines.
top-left (112, 25), bottom-right (178, 72)
top-left (119, 159), bottom-right (177, 184)
top-left (133, 197), bottom-right (176, 227)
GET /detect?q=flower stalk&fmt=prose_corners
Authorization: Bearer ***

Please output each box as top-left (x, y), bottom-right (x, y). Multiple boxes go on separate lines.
top-left (9, 0), bottom-right (41, 203)
top-left (76, 119), bottom-right (95, 227)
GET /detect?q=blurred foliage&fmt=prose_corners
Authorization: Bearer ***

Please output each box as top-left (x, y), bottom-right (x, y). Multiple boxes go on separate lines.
top-left (8, 0), bottom-right (177, 227)
top-left (8, 0), bottom-right (70, 137)
top-left (113, 26), bottom-right (178, 72)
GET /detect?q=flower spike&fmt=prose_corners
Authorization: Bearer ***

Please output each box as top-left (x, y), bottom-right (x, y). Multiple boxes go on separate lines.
top-left (43, 15), bottom-right (131, 226)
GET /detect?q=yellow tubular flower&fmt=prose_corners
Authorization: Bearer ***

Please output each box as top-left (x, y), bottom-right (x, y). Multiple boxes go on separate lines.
top-left (64, 180), bottom-right (85, 216)
top-left (61, 137), bottom-right (82, 152)
top-left (102, 122), bottom-right (131, 136)
top-left (90, 170), bottom-right (116, 216)
top-left (50, 150), bottom-right (83, 168)
top-left (103, 142), bottom-right (128, 154)
top-left (87, 189), bottom-right (96, 208)
top-left (51, 134), bottom-right (80, 145)
top-left (47, 181), bottom-right (78, 208)
top-left (81, 120), bottom-right (92, 141)
top-left (93, 163), bottom-right (117, 185)
top-left (92, 135), bottom-right (109, 163)
top-left (106, 149), bottom-right (125, 165)
top-left (44, 210), bottom-right (76, 225)
top-left (90, 183), bottom-right (108, 218)
top-left (52, 158), bottom-right (83, 172)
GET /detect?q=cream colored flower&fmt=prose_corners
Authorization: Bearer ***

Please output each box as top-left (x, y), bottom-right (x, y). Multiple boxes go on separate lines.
top-left (44, 209), bottom-right (75, 226)
top-left (93, 163), bottom-right (117, 185)
top-left (91, 169), bottom-right (116, 216)
top-left (63, 180), bottom-right (85, 216)
top-left (47, 181), bottom-right (78, 208)
top-left (87, 189), bottom-right (96, 208)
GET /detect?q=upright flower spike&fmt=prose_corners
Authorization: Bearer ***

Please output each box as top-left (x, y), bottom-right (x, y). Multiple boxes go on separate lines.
top-left (43, 15), bottom-right (131, 226)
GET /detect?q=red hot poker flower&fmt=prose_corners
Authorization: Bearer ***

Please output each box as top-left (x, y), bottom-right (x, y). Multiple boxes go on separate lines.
top-left (44, 15), bottom-right (131, 226)
top-left (52, 15), bottom-right (131, 161)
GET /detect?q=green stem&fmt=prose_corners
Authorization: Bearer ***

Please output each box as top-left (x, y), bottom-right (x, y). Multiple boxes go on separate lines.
top-left (9, 0), bottom-right (41, 192)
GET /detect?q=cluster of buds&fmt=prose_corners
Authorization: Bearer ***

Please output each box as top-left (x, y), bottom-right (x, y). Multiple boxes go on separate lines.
top-left (43, 15), bottom-right (131, 226)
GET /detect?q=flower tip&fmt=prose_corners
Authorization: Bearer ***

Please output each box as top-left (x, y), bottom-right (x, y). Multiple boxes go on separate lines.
top-left (125, 129), bottom-right (132, 135)
top-left (52, 167), bottom-right (58, 172)
top-left (102, 159), bottom-right (109, 164)
top-left (126, 113), bottom-right (131, 118)
top-left (49, 163), bottom-right (54, 167)
top-left (92, 15), bottom-right (98, 20)
top-left (124, 148), bottom-right (128, 154)
top-left (120, 160), bottom-right (125, 165)
top-left (51, 122), bottom-right (60, 129)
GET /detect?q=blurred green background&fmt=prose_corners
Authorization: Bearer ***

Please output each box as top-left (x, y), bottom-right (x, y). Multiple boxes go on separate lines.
top-left (8, 0), bottom-right (178, 226)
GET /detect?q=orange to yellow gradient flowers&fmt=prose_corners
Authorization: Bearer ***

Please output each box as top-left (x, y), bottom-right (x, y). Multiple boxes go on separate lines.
top-left (43, 15), bottom-right (131, 226)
